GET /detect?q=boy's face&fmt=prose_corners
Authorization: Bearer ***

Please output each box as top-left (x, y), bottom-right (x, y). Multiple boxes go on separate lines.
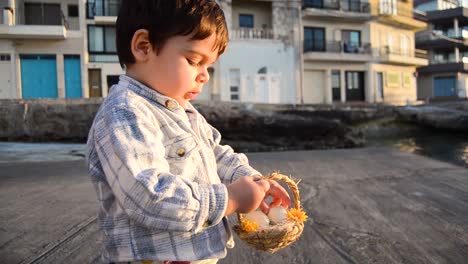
top-left (144, 34), bottom-right (218, 108)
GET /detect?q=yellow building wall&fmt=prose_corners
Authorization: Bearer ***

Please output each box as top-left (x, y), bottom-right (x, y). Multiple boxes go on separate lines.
top-left (369, 22), bottom-right (416, 53)
top-left (368, 0), bottom-right (416, 17)
top-left (372, 64), bottom-right (417, 104)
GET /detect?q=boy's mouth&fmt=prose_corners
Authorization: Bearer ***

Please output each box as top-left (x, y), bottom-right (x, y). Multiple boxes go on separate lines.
top-left (185, 92), bottom-right (199, 100)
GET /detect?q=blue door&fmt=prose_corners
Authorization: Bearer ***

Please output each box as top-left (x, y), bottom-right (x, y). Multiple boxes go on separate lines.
top-left (64, 55), bottom-right (82, 98)
top-left (21, 55), bottom-right (58, 98)
top-left (434, 76), bottom-right (456, 97)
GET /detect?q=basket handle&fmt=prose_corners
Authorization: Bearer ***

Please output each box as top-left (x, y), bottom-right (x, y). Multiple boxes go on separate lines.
top-left (237, 172), bottom-right (301, 223)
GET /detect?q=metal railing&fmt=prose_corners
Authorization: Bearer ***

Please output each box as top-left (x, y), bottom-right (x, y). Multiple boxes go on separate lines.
top-left (230, 28), bottom-right (275, 40)
top-left (87, 0), bottom-right (121, 18)
top-left (431, 56), bottom-right (468, 64)
top-left (304, 40), bottom-right (372, 54)
top-left (378, 46), bottom-right (428, 58)
top-left (378, 0), bottom-right (418, 19)
top-left (1, 6), bottom-right (69, 29)
top-left (303, 0), bottom-right (371, 13)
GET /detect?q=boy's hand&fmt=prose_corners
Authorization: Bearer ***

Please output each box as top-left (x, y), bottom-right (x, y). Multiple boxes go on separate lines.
top-left (224, 175), bottom-right (270, 216)
top-left (224, 175), bottom-right (291, 217)
top-left (258, 178), bottom-right (291, 214)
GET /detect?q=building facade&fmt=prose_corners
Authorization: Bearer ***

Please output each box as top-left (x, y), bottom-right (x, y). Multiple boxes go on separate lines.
top-left (415, 0), bottom-right (468, 100)
top-left (0, 0), bottom-right (430, 105)
top-left (301, 0), bottom-right (428, 105)
top-left (0, 0), bottom-right (85, 99)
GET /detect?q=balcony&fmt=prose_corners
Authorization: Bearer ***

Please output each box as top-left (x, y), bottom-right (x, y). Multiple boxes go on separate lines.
top-left (416, 30), bottom-right (468, 49)
top-left (302, 0), bottom-right (372, 22)
top-left (230, 28), bottom-right (275, 40)
top-left (376, 46), bottom-right (428, 66)
top-left (87, 0), bottom-right (121, 24)
top-left (303, 40), bottom-right (372, 62)
top-left (418, 57), bottom-right (468, 73)
top-left (378, 1), bottom-right (426, 30)
top-left (0, 8), bottom-right (67, 39)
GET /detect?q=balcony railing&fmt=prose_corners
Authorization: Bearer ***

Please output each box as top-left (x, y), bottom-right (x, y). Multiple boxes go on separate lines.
top-left (379, 0), bottom-right (417, 19)
top-left (431, 56), bottom-right (468, 64)
top-left (230, 28), bottom-right (274, 40)
top-left (303, 0), bottom-right (370, 13)
top-left (304, 40), bottom-right (371, 54)
top-left (87, 0), bottom-right (121, 19)
top-left (1, 6), bottom-right (69, 28)
top-left (378, 46), bottom-right (427, 58)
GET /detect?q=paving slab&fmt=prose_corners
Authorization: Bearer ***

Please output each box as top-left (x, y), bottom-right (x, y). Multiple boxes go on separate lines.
top-left (0, 147), bottom-right (467, 264)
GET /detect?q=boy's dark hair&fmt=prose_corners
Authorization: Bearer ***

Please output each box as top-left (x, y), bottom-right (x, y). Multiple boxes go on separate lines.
top-left (116, 0), bottom-right (229, 68)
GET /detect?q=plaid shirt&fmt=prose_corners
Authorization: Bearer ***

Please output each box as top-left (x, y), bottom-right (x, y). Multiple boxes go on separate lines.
top-left (86, 75), bottom-right (260, 262)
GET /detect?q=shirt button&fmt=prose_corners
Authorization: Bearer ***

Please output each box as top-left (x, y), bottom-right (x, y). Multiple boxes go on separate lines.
top-left (165, 100), bottom-right (177, 109)
top-left (176, 148), bottom-right (186, 157)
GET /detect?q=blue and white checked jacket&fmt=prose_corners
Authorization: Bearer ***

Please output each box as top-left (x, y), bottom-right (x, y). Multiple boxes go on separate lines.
top-left (86, 75), bottom-right (260, 262)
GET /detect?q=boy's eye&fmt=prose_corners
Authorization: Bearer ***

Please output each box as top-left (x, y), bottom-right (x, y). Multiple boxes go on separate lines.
top-left (187, 58), bottom-right (200, 66)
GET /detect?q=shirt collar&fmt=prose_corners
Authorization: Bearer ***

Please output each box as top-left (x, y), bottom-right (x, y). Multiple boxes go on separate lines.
top-left (119, 75), bottom-right (184, 112)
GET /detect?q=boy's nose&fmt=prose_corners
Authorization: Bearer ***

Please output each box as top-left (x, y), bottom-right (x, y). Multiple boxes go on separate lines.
top-left (197, 68), bottom-right (210, 83)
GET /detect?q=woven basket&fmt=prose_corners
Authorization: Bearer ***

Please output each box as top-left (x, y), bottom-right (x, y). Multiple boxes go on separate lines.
top-left (232, 173), bottom-right (305, 253)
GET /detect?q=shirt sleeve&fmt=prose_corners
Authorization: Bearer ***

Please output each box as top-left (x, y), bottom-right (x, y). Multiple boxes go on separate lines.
top-left (92, 104), bottom-right (227, 233)
top-left (200, 118), bottom-right (262, 185)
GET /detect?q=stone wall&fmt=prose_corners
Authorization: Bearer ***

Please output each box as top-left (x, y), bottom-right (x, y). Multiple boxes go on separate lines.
top-left (0, 99), bottom-right (399, 151)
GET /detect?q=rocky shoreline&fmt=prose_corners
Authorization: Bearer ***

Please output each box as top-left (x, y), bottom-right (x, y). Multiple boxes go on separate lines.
top-left (0, 99), bottom-right (466, 152)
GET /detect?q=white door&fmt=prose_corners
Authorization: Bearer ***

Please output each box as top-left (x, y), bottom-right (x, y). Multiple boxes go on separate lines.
top-left (303, 70), bottom-right (325, 104)
top-left (255, 74), bottom-right (269, 103)
top-left (269, 74), bottom-right (281, 103)
top-left (0, 56), bottom-right (12, 99)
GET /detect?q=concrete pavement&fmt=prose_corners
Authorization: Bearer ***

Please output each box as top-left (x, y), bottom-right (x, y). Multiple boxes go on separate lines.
top-left (0, 147), bottom-right (467, 263)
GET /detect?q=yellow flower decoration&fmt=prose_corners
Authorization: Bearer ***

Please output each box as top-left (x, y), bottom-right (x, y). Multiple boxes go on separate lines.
top-left (287, 208), bottom-right (308, 223)
top-left (241, 219), bottom-right (259, 232)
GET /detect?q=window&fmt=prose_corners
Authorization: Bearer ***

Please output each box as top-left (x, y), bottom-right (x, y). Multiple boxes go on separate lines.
top-left (25, 3), bottom-right (62, 25)
top-left (87, 0), bottom-right (121, 18)
top-left (332, 70), bottom-right (341, 101)
top-left (401, 34), bottom-right (410, 56)
top-left (303, 0), bottom-right (323, 8)
top-left (346, 72), bottom-right (360, 90)
top-left (239, 14), bottom-right (254, 28)
top-left (107, 75), bottom-right (120, 91)
top-left (379, 0), bottom-right (397, 15)
top-left (304, 27), bottom-right (325, 52)
top-left (68, 4), bottom-right (79, 17)
top-left (342, 30), bottom-right (361, 53)
top-left (0, 54), bottom-right (11, 61)
top-left (88, 25), bottom-right (117, 54)
top-left (229, 69), bottom-right (241, 101)
top-left (230, 86), bottom-right (239, 100)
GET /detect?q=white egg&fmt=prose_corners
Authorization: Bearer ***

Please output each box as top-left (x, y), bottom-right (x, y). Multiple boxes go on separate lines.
top-left (268, 206), bottom-right (288, 224)
top-left (244, 210), bottom-right (270, 230)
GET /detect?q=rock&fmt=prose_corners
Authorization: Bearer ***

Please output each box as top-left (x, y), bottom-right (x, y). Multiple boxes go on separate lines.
top-left (395, 105), bottom-right (468, 132)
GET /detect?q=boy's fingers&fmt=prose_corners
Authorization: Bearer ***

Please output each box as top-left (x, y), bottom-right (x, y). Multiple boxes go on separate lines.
top-left (254, 178), bottom-right (270, 192)
top-left (267, 182), bottom-right (291, 208)
top-left (259, 201), bottom-right (269, 214)
top-left (269, 198), bottom-right (282, 208)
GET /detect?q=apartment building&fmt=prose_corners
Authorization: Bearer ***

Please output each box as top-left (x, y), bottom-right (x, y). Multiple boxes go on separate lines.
top-left (0, 0), bottom-right (85, 99)
top-left (0, 0), bottom-right (429, 105)
top-left (214, 0), bottom-right (301, 104)
top-left (415, 0), bottom-right (468, 100)
top-left (84, 0), bottom-right (123, 98)
top-left (302, 0), bottom-right (428, 104)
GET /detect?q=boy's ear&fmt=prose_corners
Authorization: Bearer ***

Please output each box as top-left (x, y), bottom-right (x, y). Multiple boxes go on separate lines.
top-left (131, 29), bottom-right (152, 62)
